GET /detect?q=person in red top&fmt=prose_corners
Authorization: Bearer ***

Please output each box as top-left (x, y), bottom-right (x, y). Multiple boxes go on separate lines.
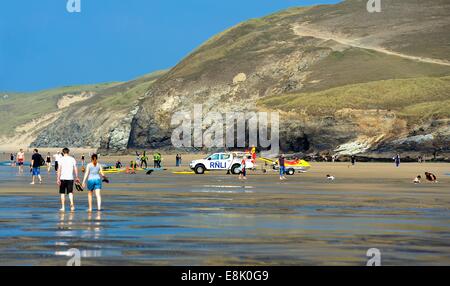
top-left (239, 157), bottom-right (247, 180)
top-left (251, 146), bottom-right (257, 163)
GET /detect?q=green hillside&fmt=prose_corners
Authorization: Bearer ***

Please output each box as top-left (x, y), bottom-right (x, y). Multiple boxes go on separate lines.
top-left (0, 83), bottom-right (119, 136)
top-left (258, 76), bottom-right (450, 120)
top-left (0, 70), bottom-right (166, 137)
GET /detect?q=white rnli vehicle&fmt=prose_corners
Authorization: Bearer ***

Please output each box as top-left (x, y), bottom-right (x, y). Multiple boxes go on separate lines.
top-left (190, 152), bottom-right (255, 175)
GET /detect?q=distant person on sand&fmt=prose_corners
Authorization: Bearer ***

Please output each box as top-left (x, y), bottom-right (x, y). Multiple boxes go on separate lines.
top-left (156, 153), bottom-right (162, 168)
top-left (351, 155), bottom-right (356, 166)
top-left (153, 153), bottom-right (158, 168)
top-left (30, 149), bottom-right (44, 185)
top-left (135, 151), bottom-right (141, 168)
top-left (17, 149), bottom-right (25, 173)
top-left (140, 151), bottom-right (148, 169)
top-left (425, 172), bottom-right (438, 183)
top-left (53, 151), bottom-right (62, 173)
top-left (115, 160), bottom-right (122, 169)
top-left (10, 153), bottom-right (15, 167)
top-left (393, 154), bottom-right (401, 167)
top-left (81, 154), bottom-right (85, 167)
top-left (46, 152), bottom-right (52, 173)
top-left (176, 154), bottom-right (182, 167)
top-left (82, 154), bottom-right (106, 212)
top-left (239, 156), bottom-right (247, 180)
top-left (57, 148), bottom-right (79, 212)
top-left (279, 154), bottom-right (286, 180)
top-left (128, 160), bottom-right (137, 174)
top-left (413, 175), bottom-right (421, 184)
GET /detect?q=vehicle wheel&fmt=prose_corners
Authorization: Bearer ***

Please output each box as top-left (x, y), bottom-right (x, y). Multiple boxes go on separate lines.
top-left (286, 168), bottom-right (295, 175)
top-left (194, 164), bottom-right (206, 174)
top-left (231, 164), bottom-right (241, 175)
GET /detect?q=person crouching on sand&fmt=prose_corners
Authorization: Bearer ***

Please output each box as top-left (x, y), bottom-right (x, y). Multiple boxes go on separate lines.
top-left (326, 174), bottom-right (335, 181)
top-left (425, 172), bottom-right (438, 183)
top-left (82, 154), bottom-right (106, 212)
top-left (413, 175), bottom-right (421, 184)
top-left (57, 148), bottom-right (79, 212)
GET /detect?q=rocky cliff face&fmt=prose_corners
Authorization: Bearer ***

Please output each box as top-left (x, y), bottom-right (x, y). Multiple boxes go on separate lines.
top-left (124, 0), bottom-right (450, 156)
top-left (4, 0), bottom-right (449, 157)
top-left (30, 71), bottom-right (165, 149)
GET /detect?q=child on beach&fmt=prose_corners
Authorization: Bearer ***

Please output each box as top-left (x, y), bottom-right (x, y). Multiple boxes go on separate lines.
top-left (413, 175), bottom-right (421, 184)
top-left (239, 157), bottom-right (247, 180)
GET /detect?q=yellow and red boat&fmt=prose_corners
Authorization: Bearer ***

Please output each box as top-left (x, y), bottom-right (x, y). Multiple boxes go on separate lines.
top-left (259, 156), bottom-right (311, 175)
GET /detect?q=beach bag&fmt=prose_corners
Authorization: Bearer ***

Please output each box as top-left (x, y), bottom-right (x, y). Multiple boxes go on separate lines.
top-left (40, 155), bottom-right (46, 166)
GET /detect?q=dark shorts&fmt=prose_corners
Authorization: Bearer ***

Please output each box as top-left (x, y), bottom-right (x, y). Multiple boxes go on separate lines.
top-left (54, 161), bottom-right (59, 171)
top-left (59, 180), bottom-right (74, 194)
top-left (17, 161), bottom-right (24, 166)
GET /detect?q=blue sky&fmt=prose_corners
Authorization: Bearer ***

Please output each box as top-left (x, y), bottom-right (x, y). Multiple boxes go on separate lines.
top-left (0, 0), bottom-right (340, 92)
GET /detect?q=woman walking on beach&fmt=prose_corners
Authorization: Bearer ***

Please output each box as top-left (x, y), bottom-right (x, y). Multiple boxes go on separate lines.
top-left (393, 154), bottom-right (401, 167)
top-left (82, 154), bottom-right (106, 212)
top-left (46, 152), bottom-right (52, 173)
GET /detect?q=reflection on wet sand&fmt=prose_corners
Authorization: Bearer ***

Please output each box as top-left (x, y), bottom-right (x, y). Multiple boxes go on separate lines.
top-left (0, 162), bottom-right (449, 265)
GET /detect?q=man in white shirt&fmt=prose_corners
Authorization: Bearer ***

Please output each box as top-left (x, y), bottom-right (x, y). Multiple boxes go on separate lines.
top-left (57, 148), bottom-right (80, 212)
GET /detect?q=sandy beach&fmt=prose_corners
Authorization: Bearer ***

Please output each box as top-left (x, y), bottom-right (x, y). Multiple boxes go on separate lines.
top-left (0, 152), bottom-right (448, 266)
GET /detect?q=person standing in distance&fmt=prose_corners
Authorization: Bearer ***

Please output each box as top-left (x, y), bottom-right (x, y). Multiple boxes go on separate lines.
top-left (17, 149), bottom-right (25, 173)
top-left (53, 151), bottom-right (62, 173)
top-left (30, 149), bottom-right (43, 185)
top-left (57, 148), bottom-right (80, 212)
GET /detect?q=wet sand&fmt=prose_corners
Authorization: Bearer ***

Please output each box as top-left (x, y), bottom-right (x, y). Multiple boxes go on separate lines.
top-left (0, 158), bottom-right (449, 266)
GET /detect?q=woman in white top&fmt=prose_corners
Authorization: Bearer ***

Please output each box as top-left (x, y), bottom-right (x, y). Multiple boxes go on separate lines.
top-left (82, 154), bottom-right (106, 212)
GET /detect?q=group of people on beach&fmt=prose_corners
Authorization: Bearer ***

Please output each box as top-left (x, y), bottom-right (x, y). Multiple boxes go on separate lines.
top-left (11, 148), bottom-right (106, 212)
top-left (6, 147), bottom-right (443, 213)
top-left (57, 148), bottom-right (106, 212)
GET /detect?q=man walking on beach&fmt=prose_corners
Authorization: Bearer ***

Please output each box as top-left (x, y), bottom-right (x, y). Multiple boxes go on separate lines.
top-left (279, 154), bottom-right (287, 180)
top-left (57, 148), bottom-right (79, 212)
top-left (17, 149), bottom-right (25, 173)
top-left (30, 149), bottom-right (43, 185)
